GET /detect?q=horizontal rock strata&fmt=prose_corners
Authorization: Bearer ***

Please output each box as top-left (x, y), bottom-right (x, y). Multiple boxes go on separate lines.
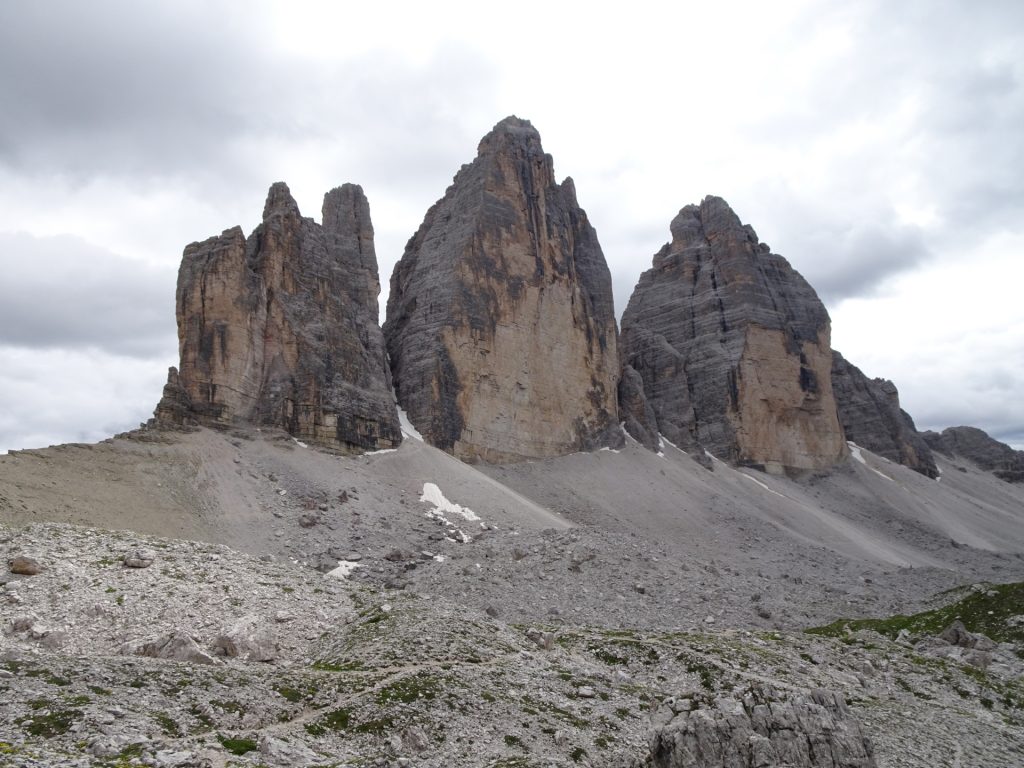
top-left (620, 197), bottom-right (847, 473)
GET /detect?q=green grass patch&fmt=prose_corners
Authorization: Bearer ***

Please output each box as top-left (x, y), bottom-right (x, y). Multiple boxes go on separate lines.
top-left (153, 712), bottom-right (182, 737)
top-left (217, 735), bottom-right (257, 755)
top-left (305, 708), bottom-right (351, 736)
top-left (377, 673), bottom-right (441, 704)
top-left (17, 707), bottom-right (81, 737)
top-left (806, 582), bottom-right (1024, 652)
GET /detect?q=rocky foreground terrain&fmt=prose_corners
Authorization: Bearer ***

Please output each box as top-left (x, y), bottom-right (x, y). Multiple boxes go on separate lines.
top-left (2, 426), bottom-right (1023, 767)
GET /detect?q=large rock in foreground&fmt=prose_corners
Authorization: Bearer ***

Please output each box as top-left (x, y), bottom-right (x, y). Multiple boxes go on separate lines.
top-left (639, 686), bottom-right (876, 768)
top-left (831, 351), bottom-right (938, 477)
top-left (923, 426), bottom-right (1024, 483)
top-left (384, 116), bottom-right (621, 462)
top-left (155, 182), bottom-right (400, 451)
top-left (620, 197), bottom-right (847, 473)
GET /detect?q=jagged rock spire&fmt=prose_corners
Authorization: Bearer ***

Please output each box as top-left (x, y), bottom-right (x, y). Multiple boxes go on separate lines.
top-left (156, 182), bottom-right (400, 451)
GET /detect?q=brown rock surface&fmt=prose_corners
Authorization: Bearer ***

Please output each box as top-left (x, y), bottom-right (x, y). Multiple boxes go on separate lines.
top-left (831, 351), bottom-right (938, 477)
top-left (384, 116), bottom-right (620, 462)
top-left (620, 197), bottom-right (847, 473)
top-left (156, 182), bottom-right (400, 451)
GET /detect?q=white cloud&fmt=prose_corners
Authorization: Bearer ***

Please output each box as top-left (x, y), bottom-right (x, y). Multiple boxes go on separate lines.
top-left (0, 346), bottom-right (172, 453)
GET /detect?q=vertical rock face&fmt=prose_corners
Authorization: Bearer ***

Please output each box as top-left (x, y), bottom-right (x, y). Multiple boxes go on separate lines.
top-left (620, 197), bottom-right (847, 473)
top-left (923, 426), bottom-right (1024, 482)
top-left (831, 351), bottom-right (938, 477)
top-left (384, 116), bottom-right (620, 462)
top-left (156, 182), bottom-right (401, 451)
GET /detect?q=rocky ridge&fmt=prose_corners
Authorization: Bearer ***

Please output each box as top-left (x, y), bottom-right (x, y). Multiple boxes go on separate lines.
top-left (384, 116), bottom-right (621, 462)
top-left (924, 426), bottom-right (1024, 483)
top-left (620, 197), bottom-right (847, 473)
top-left (831, 351), bottom-right (938, 478)
top-left (155, 182), bottom-right (400, 452)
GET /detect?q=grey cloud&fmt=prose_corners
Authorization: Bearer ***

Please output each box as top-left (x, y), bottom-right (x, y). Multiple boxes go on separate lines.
top-left (800, 223), bottom-right (930, 305)
top-left (0, 233), bottom-right (176, 358)
top-left (747, 0), bottom-right (1024, 263)
top-left (0, 346), bottom-right (169, 452)
top-left (0, 3), bottom-right (499, 193)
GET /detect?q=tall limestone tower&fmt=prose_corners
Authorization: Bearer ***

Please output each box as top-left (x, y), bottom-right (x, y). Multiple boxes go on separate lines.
top-left (620, 196), bottom-right (847, 473)
top-left (155, 182), bottom-right (401, 452)
top-left (384, 117), bottom-right (621, 462)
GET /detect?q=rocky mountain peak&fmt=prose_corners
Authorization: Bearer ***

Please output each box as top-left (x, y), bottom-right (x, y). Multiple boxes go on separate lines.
top-left (477, 115), bottom-right (543, 154)
top-left (621, 196), bottom-right (846, 473)
top-left (262, 180), bottom-right (301, 220)
top-left (155, 181), bottom-right (400, 451)
top-left (385, 118), bottom-right (621, 462)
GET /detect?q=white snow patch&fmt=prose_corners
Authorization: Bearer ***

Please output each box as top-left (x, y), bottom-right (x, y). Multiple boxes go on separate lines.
top-left (847, 442), bottom-right (894, 482)
top-left (420, 483), bottom-right (481, 522)
top-left (848, 442), bottom-right (867, 464)
top-left (433, 554), bottom-right (447, 563)
top-left (740, 472), bottom-right (787, 498)
top-left (326, 561), bottom-right (362, 580)
top-left (659, 434), bottom-right (686, 454)
top-left (363, 448), bottom-right (398, 456)
top-left (420, 482), bottom-right (482, 544)
top-left (398, 407), bottom-right (424, 441)
top-left (599, 446), bottom-right (621, 454)
top-left (292, 438), bottom-right (308, 448)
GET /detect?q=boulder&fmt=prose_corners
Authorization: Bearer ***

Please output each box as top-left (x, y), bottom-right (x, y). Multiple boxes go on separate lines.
top-left (8, 555), bottom-right (42, 575)
top-left (384, 116), bottom-right (621, 462)
top-left (123, 548), bottom-right (157, 568)
top-left (620, 197), bottom-right (847, 473)
top-left (122, 632), bottom-right (218, 665)
top-left (155, 182), bottom-right (400, 453)
top-left (640, 685), bottom-right (876, 768)
top-left (211, 615), bottom-right (277, 662)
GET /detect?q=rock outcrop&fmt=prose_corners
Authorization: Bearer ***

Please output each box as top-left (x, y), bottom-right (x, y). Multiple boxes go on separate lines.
top-left (923, 426), bottom-right (1024, 482)
top-left (620, 197), bottom-right (847, 473)
top-left (384, 116), bottom-right (620, 462)
top-left (155, 182), bottom-right (400, 452)
top-left (639, 686), bottom-right (876, 768)
top-left (831, 351), bottom-right (938, 477)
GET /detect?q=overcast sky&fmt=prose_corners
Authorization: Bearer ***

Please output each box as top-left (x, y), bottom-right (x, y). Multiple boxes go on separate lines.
top-left (1, 0), bottom-right (1022, 452)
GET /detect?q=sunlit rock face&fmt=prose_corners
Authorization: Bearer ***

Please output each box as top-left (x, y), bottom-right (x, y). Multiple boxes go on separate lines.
top-left (156, 182), bottom-right (401, 452)
top-left (384, 116), bottom-right (621, 463)
top-left (620, 196), bottom-right (847, 473)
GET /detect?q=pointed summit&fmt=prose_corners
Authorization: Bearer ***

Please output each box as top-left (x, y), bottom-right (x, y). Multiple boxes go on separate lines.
top-left (384, 117), bottom-right (621, 462)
